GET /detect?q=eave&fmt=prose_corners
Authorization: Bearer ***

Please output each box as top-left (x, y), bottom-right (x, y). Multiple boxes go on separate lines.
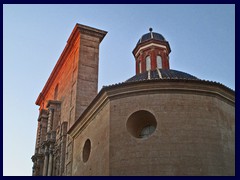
top-left (68, 79), bottom-right (235, 137)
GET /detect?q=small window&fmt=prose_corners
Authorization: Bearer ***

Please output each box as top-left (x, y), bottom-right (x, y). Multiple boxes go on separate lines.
top-left (82, 139), bottom-right (91, 163)
top-left (157, 55), bottom-right (162, 69)
top-left (138, 61), bottom-right (142, 73)
top-left (126, 110), bottom-right (157, 139)
top-left (146, 56), bottom-right (151, 71)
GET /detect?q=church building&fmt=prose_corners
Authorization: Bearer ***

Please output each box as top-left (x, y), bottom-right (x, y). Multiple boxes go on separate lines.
top-left (31, 23), bottom-right (235, 176)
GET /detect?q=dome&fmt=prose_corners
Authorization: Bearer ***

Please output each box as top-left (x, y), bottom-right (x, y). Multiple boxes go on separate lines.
top-left (126, 69), bottom-right (198, 82)
top-left (137, 29), bottom-right (166, 45)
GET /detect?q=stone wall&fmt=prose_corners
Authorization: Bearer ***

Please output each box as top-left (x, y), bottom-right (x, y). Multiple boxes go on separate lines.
top-left (74, 33), bottom-right (101, 127)
top-left (32, 24), bottom-right (107, 176)
top-left (71, 103), bottom-right (110, 176)
top-left (109, 90), bottom-right (234, 175)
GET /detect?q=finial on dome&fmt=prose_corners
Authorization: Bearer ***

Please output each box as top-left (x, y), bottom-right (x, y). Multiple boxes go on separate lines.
top-left (149, 27), bottom-right (153, 32)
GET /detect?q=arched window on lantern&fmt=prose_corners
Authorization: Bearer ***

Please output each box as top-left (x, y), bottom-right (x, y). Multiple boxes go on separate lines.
top-left (146, 56), bottom-right (151, 71)
top-left (157, 55), bottom-right (162, 69)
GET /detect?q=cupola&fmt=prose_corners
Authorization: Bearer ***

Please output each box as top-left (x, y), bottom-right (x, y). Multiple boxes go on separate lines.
top-left (132, 28), bottom-right (171, 74)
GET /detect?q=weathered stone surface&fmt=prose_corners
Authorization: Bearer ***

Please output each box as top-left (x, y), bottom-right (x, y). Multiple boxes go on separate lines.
top-left (33, 23), bottom-right (234, 176)
top-left (109, 91), bottom-right (234, 175)
top-left (69, 80), bottom-right (234, 176)
top-left (71, 103), bottom-right (110, 176)
top-left (32, 24), bottom-right (107, 176)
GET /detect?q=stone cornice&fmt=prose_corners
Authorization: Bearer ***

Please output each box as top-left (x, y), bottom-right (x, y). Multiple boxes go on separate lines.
top-left (134, 42), bottom-right (168, 58)
top-left (46, 100), bottom-right (62, 108)
top-left (76, 23), bottom-right (107, 43)
top-left (32, 153), bottom-right (44, 159)
top-left (38, 109), bottom-right (48, 121)
top-left (68, 79), bottom-right (235, 138)
top-left (35, 24), bottom-right (107, 106)
top-left (108, 79), bottom-right (234, 103)
top-left (132, 39), bottom-right (171, 57)
top-left (106, 80), bottom-right (235, 105)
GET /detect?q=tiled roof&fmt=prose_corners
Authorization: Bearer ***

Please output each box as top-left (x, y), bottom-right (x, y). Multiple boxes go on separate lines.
top-left (137, 32), bottom-right (165, 45)
top-left (126, 69), bottom-right (199, 82)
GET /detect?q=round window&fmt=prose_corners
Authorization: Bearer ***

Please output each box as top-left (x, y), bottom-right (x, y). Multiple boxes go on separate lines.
top-left (140, 125), bottom-right (156, 138)
top-left (82, 139), bottom-right (91, 162)
top-left (126, 110), bottom-right (157, 139)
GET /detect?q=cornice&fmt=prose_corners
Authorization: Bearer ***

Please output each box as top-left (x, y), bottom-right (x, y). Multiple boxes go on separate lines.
top-left (134, 42), bottom-right (167, 58)
top-left (76, 23), bottom-right (107, 43)
top-left (132, 39), bottom-right (171, 57)
top-left (46, 100), bottom-right (62, 108)
top-left (68, 79), bottom-right (235, 138)
top-left (107, 80), bottom-right (235, 105)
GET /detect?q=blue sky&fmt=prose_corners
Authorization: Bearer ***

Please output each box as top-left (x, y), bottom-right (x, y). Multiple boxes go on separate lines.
top-left (3, 4), bottom-right (235, 176)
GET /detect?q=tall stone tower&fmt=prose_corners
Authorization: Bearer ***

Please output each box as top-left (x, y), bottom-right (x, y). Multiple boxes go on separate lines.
top-left (31, 24), bottom-right (107, 176)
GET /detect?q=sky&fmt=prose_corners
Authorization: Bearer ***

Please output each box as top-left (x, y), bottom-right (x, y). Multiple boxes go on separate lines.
top-left (3, 4), bottom-right (235, 176)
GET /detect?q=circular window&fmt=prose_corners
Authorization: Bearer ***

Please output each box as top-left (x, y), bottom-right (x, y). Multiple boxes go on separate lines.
top-left (82, 139), bottom-right (91, 162)
top-left (126, 110), bottom-right (157, 138)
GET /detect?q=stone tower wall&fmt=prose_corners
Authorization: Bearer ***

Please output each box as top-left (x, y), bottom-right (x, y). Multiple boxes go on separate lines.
top-left (32, 24), bottom-right (107, 176)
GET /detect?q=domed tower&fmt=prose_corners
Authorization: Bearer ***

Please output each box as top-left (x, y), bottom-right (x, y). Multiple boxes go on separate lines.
top-left (128, 28), bottom-right (198, 82)
top-left (133, 28), bottom-right (171, 74)
top-left (66, 25), bottom-right (234, 176)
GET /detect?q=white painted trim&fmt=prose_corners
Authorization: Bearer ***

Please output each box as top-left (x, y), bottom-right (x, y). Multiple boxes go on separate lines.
top-left (135, 43), bottom-right (167, 56)
top-left (150, 32), bottom-right (153, 38)
top-left (156, 68), bottom-right (162, 79)
top-left (148, 70), bottom-right (151, 80)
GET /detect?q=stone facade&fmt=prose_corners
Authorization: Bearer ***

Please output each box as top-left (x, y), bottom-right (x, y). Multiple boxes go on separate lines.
top-left (71, 103), bottom-right (110, 175)
top-left (32, 24), bottom-right (107, 176)
top-left (32, 24), bottom-right (235, 176)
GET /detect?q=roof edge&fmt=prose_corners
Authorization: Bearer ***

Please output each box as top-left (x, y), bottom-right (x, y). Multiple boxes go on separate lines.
top-left (132, 39), bottom-right (171, 56)
top-left (68, 79), bottom-right (235, 136)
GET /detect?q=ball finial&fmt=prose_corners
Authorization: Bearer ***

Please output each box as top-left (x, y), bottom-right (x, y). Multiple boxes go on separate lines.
top-left (149, 27), bottom-right (153, 32)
